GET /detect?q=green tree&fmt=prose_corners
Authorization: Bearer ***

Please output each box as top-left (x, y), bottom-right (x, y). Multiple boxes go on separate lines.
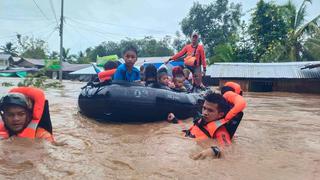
top-left (17, 34), bottom-right (48, 59)
top-left (76, 51), bottom-right (91, 64)
top-left (0, 42), bottom-right (18, 56)
top-left (303, 32), bottom-right (320, 61)
top-left (180, 0), bottom-right (242, 56)
top-left (172, 31), bottom-right (187, 53)
top-left (275, 0), bottom-right (320, 61)
top-left (62, 48), bottom-right (76, 62)
top-left (49, 51), bottom-right (59, 59)
top-left (248, 0), bottom-right (290, 62)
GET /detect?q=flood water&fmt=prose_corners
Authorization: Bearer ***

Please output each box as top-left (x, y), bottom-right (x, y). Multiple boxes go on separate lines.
top-left (0, 78), bottom-right (320, 180)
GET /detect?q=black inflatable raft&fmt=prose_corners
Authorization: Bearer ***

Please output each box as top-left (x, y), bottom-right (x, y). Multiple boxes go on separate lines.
top-left (78, 81), bottom-right (203, 122)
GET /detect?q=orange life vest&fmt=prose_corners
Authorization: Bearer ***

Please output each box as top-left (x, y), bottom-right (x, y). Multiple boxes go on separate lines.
top-left (187, 90), bottom-right (246, 140)
top-left (98, 69), bottom-right (117, 82)
top-left (225, 82), bottom-right (242, 95)
top-left (223, 91), bottom-right (246, 122)
top-left (0, 87), bottom-right (46, 139)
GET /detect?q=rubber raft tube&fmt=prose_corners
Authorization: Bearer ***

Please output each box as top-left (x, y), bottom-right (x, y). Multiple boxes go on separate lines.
top-left (78, 81), bottom-right (203, 122)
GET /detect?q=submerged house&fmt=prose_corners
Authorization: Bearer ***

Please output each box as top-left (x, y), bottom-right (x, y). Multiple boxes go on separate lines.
top-left (206, 62), bottom-right (320, 93)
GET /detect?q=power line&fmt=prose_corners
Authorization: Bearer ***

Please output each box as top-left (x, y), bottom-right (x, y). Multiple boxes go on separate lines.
top-left (0, 22), bottom-right (56, 40)
top-left (66, 16), bottom-right (174, 35)
top-left (66, 17), bottom-right (168, 39)
top-left (65, 20), bottom-right (118, 40)
top-left (49, 0), bottom-right (59, 26)
top-left (0, 17), bottom-right (54, 22)
top-left (32, 0), bottom-right (50, 21)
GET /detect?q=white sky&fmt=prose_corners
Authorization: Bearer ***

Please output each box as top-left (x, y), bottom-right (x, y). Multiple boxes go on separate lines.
top-left (0, 0), bottom-right (319, 54)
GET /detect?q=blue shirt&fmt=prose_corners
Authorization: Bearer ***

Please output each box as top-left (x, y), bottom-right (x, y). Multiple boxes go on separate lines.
top-left (113, 64), bottom-right (140, 82)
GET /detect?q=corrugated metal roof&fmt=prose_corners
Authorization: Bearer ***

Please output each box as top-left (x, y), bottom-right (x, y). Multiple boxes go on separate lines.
top-left (206, 62), bottom-right (320, 79)
top-left (62, 63), bottom-right (91, 72)
top-left (69, 65), bottom-right (102, 75)
top-left (22, 58), bottom-right (45, 66)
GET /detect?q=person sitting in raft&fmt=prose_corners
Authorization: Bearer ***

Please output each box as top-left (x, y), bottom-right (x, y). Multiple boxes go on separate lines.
top-left (171, 66), bottom-right (188, 92)
top-left (172, 75), bottom-right (187, 92)
top-left (157, 67), bottom-right (172, 90)
top-left (139, 65), bottom-right (145, 82)
top-left (144, 64), bottom-right (158, 87)
top-left (167, 91), bottom-right (243, 159)
top-left (98, 61), bottom-right (119, 82)
top-left (0, 87), bottom-right (54, 142)
top-left (113, 45), bottom-right (140, 82)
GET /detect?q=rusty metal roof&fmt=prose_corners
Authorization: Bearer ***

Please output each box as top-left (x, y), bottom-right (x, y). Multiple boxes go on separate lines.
top-left (206, 62), bottom-right (320, 79)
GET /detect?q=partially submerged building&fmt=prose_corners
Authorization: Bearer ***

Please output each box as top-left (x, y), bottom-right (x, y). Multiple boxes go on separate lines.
top-left (206, 62), bottom-right (320, 93)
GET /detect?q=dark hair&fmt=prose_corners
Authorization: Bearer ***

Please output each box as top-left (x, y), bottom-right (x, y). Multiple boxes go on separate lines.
top-left (144, 64), bottom-right (157, 81)
top-left (157, 67), bottom-right (168, 78)
top-left (204, 91), bottom-right (230, 115)
top-left (140, 65), bottom-right (145, 71)
top-left (122, 45), bottom-right (138, 56)
top-left (103, 61), bottom-right (119, 70)
top-left (221, 86), bottom-right (235, 95)
top-left (172, 66), bottom-right (184, 78)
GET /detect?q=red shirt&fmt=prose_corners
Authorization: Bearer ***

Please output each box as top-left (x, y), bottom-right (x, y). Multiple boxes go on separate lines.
top-left (171, 44), bottom-right (207, 68)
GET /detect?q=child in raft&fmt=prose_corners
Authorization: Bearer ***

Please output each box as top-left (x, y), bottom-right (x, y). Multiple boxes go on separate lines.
top-left (98, 61), bottom-right (119, 82)
top-left (157, 67), bottom-right (172, 90)
top-left (113, 46), bottom-right (140, 82)
top-left (171, 66), bottom-right (187, 92)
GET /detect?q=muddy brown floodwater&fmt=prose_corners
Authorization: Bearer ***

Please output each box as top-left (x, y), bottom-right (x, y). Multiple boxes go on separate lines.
top-left (0, 78), bottom-right (319, 180)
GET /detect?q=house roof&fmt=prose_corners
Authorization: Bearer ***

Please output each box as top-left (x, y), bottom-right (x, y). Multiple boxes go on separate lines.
top-left (21, 58), bottom-right (45, 66)
top-left (206, 61), bottom-right (320, 79)
top-left (62, 63), bottom-right (91, 72)
top-left (69, 65), bottom-right (101, 75)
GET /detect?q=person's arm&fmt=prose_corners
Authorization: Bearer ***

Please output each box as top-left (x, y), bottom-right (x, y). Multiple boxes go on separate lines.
top-left (200, 45), bottom-right (207, 72)
top-left (223, 92), bottom-right (246, 122)
top-left (113, 68), bottom-right (124, 80)
top-left (10, 87), bottom-right (45, 121)
top-left (165, 45), bottom-right (188, 64)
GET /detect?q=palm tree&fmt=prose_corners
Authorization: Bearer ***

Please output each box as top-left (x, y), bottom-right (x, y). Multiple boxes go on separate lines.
top-left (62, 48), bottom-right (76, 62)
top-left (275, 0), bottom-right (320, 61)
top-left (303, 32), bottom-right (320, 60)
top-left (0, 42), bottom-right (18, 56)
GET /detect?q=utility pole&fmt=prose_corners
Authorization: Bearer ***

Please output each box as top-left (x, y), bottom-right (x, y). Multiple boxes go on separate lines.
top-left (59, 0), bottom-right (64, 82)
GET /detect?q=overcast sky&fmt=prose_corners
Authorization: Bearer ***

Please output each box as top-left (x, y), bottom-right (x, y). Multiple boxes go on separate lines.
top-left (0, 0), bottom-right (319, 54)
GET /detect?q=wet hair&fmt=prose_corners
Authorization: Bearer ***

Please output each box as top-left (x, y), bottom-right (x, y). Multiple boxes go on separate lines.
top-left (204, 91), bottom-right (230, 115)
top-left (122, 45), bottom-right (138, 56)
top-left (221, 86), bottom-right (235, 95)
top-left (144, 64), bottom-right (157, 81)
top-left (103, 61), bottom-right (119, 70)
top-left (172, 66), bottom-right (184, 78)
top-left (140, 65), bottom-right (145, 72)
top-left (157, 67), bottom-right (168, 79)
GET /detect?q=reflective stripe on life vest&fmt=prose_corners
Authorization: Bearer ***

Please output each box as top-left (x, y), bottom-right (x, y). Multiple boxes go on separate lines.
top-left (188, 119), bottom-right (222, 139)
